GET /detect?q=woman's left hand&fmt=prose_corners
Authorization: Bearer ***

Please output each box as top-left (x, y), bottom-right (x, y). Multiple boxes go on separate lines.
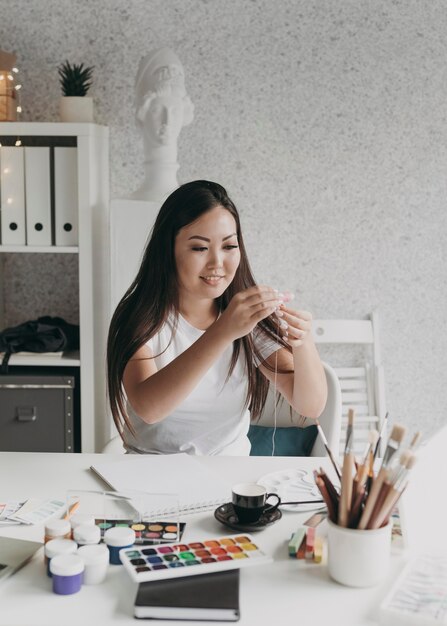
top-left (276, 306), bottom-right (313, 349)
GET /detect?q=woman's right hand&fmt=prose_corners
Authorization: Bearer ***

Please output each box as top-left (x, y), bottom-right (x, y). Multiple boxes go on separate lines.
top-left (216, 285), bottom-right (280, 341)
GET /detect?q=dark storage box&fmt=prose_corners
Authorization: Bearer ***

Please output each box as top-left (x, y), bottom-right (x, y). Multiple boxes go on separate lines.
top-left (0, 375), bottom-right (74, 452)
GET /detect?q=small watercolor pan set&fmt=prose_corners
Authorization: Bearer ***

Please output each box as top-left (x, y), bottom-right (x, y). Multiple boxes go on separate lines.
top-left (119, 533), bottom-right (272, 583)
top-left (95, 519), bottom-right (185, 545)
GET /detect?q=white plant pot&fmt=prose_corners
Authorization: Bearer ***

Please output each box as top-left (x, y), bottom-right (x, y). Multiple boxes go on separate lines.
top-left (59, 96), bottom-right (94, 123)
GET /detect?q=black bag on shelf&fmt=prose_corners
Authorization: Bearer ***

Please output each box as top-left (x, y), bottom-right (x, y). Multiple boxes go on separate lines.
top-left (0, 316), bottom-right (80, 373)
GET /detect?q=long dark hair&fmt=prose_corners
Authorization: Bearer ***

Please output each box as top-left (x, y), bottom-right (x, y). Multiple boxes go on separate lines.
top-left (107, 180), bottom-right (290, 438)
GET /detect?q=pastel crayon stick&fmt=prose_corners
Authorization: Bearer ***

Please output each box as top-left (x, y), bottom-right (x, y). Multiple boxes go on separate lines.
top-left (288, 528), bottom-right (306, 557)
top-left (305, 527), bottom-right (315, 560)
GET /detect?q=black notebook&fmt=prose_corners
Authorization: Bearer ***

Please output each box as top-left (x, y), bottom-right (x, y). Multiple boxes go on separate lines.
top-left (134, 569), bottom-right (240, 621)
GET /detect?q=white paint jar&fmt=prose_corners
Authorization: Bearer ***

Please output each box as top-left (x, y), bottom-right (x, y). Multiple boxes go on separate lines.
top-left (73, 523), bottom-right (101, 546)
top-left (70, 513), bottom-right (96, 530)
top-left (44, 519), bottom-right (71, 543)
top-left (77, 544), bottom-right (109, 584)
top-left (44, 538), bottom-right (78, 577)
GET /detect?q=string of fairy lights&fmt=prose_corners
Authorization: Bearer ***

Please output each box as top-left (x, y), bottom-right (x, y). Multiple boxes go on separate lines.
top-left (0, 64), bottom-right (22, 224)
top-left (0, 63), bottom-right (22, 146)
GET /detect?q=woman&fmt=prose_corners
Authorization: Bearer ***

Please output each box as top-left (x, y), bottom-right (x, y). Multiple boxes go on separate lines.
top-left (107, 180), bottom-right (327, 455)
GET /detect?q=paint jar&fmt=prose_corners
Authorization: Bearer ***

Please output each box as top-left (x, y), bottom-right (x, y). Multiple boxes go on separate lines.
top-left (50, 554), bottom-right (84, 595)
top-left (327, 519), bottom-right (392, 587)
top-left (73, 523), bottom-right (101, 546)
top-left (44, 519), bottom-right (72, 543)
top-left (104, 527), bottom-right (136, 565)
top-left (69, 513), bottom-right (96, 532)
top-left (45, 538), bottom-right (78, 576)
top-left (77, 544), bottom-right (109, 584)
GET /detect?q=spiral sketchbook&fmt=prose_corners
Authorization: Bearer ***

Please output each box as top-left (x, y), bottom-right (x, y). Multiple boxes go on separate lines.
top-left (90, 453), bottom-right (231, 516)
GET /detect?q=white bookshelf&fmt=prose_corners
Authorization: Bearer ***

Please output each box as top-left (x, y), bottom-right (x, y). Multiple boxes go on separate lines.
top-left (0, 122), bottom-right (110, 452)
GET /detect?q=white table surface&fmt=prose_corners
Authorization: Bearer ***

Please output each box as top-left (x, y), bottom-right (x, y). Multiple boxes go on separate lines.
top-left (0, 452), bottom-right (407, 626)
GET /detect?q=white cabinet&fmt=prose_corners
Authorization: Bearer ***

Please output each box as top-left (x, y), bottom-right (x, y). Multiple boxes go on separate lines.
top-left (0, 123), bottom-right (109, 452)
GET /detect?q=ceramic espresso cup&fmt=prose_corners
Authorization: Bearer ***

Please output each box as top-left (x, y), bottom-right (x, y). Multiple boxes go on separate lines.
top-left (232, 482), bottom-right (281, 523)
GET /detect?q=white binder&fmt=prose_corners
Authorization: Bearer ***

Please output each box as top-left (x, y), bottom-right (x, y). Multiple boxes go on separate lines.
top-left (54, 147), bottom-right (78, 246)
top-left (24, 147), bottom-right (52, 246)
top-left (0, 146), bottom-right (26, 245)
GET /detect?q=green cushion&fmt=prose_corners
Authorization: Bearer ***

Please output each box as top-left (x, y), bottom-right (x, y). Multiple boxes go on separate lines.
top-left (248, 424), bottom-right (318, 456)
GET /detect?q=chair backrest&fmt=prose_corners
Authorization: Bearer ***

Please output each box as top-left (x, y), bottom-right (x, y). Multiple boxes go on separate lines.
top-left (255, 361), bottom-right (342, 458)
top-left (311, 311), bottom-right (387, 456)
top-left (101, 435), bottom-right (126, 454)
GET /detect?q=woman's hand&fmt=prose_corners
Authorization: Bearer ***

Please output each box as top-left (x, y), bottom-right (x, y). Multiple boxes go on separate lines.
top-left (275, 305), bottom-right (313, 349)
top-left (217, 285), bottom-right (280, 341)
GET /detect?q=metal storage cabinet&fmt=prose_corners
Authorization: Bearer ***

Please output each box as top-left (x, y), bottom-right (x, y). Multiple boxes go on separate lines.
top-left (0, 375), bottom-right (74, 452)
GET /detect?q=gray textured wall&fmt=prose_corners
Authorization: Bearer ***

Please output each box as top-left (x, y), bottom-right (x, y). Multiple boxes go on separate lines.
top-left (2, 0), bottom-right (446, 439)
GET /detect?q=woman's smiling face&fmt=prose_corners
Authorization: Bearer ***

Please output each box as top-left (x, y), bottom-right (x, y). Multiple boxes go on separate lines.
top-left (174, 205), bottom-right (241, 302)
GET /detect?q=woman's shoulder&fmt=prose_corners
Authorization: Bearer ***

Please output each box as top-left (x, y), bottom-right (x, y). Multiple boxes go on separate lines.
top-left (145, 312), bottom-right (177, 346)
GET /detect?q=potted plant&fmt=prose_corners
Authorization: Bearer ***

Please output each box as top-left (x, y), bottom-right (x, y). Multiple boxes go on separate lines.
top-left (58, 61), bottom-right (94, 122)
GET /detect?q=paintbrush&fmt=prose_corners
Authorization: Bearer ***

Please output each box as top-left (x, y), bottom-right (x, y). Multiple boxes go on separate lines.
top-left (373, 411), bottom-right (389, 459)
top-left (369, 452), bottom-right (417, 529)
top-left (338, 410), bottom-right (356, 527)
top-left (354, 429), bottom-right (379, 497)
top-left (366, 449), bottom-right (412, 529)
top-left (315, 420), bottom-right (342, 481)
top-left (358, 423), bottom-right (406, 529)
top-left (314, 471), bottom-right (337, 523)
top-left (346, 408), bottom-right (355, 448)
top-left (409, 431), bottom-right (422, 450)
top-left (319, 466), bottom-right (340, 504)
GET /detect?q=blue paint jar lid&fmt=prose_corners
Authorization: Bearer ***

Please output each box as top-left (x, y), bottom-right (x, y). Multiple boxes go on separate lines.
top-left (104, 526), bottom-right (135, 547)
top-left (50, 554), bottom-right (84, 577)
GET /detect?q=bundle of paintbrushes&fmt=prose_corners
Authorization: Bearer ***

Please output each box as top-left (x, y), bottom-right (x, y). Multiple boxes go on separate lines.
top-left (314, 409), bottom-right (421, 530)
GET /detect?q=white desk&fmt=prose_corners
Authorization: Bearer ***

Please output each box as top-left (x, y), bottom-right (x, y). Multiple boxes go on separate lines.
top-left (0, 452), bottom-right (405, 626)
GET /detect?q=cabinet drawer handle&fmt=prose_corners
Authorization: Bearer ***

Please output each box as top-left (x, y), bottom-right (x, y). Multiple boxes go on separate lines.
top-left (16, 407), bottom-right (37, 422)
top-left (0, 384), bottom-right (72, 389)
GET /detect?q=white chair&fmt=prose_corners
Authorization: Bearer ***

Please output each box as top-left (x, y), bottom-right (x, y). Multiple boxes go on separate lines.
top-left (254, 361), bottom-right (342, 457)
top-left (312, 311), bottom-right (387, 455)
top-left (101, 434), bottom-right (125, 454)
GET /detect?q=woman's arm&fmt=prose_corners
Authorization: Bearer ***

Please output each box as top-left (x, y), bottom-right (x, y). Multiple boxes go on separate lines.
top-left (259, 307), bottom-right (327, 419)
top-left (123, 286), bottom-right (280, 424)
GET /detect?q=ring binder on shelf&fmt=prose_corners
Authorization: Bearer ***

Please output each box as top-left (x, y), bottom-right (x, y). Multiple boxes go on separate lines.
top-left (0, 146), bottom-right (26, 245)
top-left (25, 147), bottom-right (52, 246)
top-left (54, 147), bottom-right (78, 246)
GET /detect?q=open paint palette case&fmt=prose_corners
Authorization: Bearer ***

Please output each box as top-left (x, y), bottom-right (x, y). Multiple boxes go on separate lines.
top-left (95, 519), bottom-right (186, 545)
top-left (66, 489), bottom-right (185, 545)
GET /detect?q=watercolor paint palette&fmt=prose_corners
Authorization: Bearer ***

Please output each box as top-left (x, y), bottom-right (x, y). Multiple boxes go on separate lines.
top-left (119, 533), bottom-right (272, 583)
top-left (95, 519), bottom-right (185, 545)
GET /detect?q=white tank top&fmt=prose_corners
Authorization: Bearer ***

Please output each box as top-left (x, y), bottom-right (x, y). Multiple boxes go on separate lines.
top-left (123, 314), bottom-right (279, 456)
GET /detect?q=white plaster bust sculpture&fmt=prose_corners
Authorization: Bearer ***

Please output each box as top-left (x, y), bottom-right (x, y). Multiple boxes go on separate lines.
top-left (131, 48), bottom-right (194, 201)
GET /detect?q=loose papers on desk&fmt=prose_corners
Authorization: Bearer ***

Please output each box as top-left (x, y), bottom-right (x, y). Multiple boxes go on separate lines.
top-left (0, 499), bottom-right (66, 525)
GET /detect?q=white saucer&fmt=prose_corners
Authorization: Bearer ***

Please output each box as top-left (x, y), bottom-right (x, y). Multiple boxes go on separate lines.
top-left (257, 468), bottom-right (323, 512)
